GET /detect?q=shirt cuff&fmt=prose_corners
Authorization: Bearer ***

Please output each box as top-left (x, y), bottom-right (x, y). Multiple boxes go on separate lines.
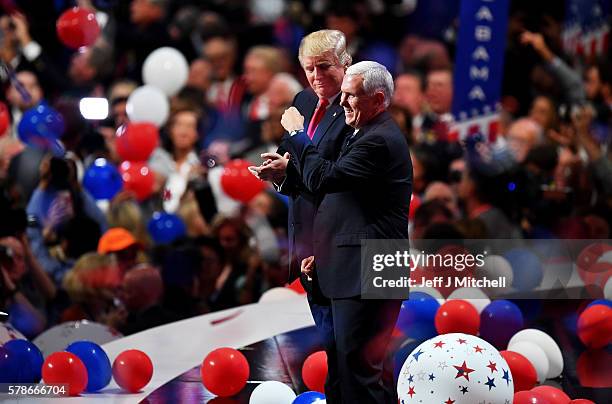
top-left (22, 41), bottom-right (42, 62)
top-left (273, 176), bottom-right (287, 191)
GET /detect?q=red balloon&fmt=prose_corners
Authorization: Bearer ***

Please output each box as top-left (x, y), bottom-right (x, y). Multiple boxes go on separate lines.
top-left (112, 349), bottom-right (153, 392)
top-left (0, 102), bottom-right (10, 136)
top-left (576, 349), bottom-right (612, 388)
top-left (500, 350), bottom-right (538, 392)
top-left (220, 159), bottom-right (265, 203)
top-left (201, 347), bottom-right (249, 397)
top-left (569, 400), bottom-right (595, 404)
top-left (514, 390), bottom-right (551, 404)
top-left (56, 7), bottom-right (100, 49)
top-left (577, 304), bottom-right (612, 348)
top-left (116, 123), bottom-right (159, 162)
top-left (286, 278), bottom-right (306, 294)
top-left (42, 352), bottom-right (88, 396)
top-left (302, 350), bottom-right (327, 393)
top-left (576, 243), bottom-right (612, 286)
top-left (119, 161), bottom-right (155, 201)
top-left (435, 299), bottom-right (480, 335)
top-left (531, 386), bottom-right (571, 404)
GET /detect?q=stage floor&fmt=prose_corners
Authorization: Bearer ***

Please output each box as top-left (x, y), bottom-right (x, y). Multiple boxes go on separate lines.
top-left (146, 299), bottom-right (611, 403)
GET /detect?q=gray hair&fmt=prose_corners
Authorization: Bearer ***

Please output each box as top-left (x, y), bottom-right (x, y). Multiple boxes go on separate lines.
top-left (271, 73), bottom-right (303, 97)
top-left (345, 61), bottom-right (394, 108)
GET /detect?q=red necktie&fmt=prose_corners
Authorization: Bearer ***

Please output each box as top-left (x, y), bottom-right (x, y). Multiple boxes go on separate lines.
top-left (307, 98), bottom-right (329, 139)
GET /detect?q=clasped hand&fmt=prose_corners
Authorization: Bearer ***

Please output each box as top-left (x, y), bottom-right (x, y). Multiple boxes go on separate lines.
top-left (248, 107), bottom-right (305, 183)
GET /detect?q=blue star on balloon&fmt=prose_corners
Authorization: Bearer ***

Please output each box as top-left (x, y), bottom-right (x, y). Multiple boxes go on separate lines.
top-left (428, 373), bottom-right (435, 381)
top-left (502, 369), bottom-right (511, 386)
top-left (485, 376), bottom-right (496, 390)
top-left (459, 386), bottom-right (468, 394)
top-left (408, 374), bottom-right (414, 383)
top-left (412, 349), bottom-right (424, 362)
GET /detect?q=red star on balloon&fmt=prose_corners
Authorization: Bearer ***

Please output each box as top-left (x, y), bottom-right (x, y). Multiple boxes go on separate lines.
top-left (487, 360), bottom-right (498, 373)
top-left (163, 188), bottom-right (172, 201)
top-left (473, 345), bottom-right (484, 353)
top-left (408, 386), bottom-right (416, 398)
top-left (434, 341), bottom-right (445, 348)
top-left (445, 398), bottom-right (456, 404)
top-left (457, 338), bottom-right (467, 344)
top-left (453, 360), bottom-right (475, 381)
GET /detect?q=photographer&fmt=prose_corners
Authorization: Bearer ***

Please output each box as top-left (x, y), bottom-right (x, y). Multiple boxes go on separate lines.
top-left (0, 235), bottom-right (54, 338)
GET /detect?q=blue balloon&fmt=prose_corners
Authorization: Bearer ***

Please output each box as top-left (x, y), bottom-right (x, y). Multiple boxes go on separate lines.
top-left (3, 340), bottom-right (43, 383)
top-left (18, 102), bottom-right (65, 154)
top-left (504, 248), bottom-right (543, 291)
top-left (83, 158), bottom-right (123, 200)
top-left (395, 291), bottom-right (440, 341)
top-left (147, 212), bottom-right (187, 244)
top-left (480, 300), bottom-right (524, 349)
top-left (65, 341), bottom-right (111, 392)
top-left (0, 346), bottom-right (20, 383)
top-left (293, 391), bottom-right (326, 404)
top-left (587, 299), bottom-right (612, 309)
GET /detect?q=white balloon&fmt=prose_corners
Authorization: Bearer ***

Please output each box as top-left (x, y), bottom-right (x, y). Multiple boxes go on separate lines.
top-left (478, 255), bottom-right (514, 295)
top-left (447, 287), bottom-right (491, 313)
top-left (605, 277), bottom-right (612, 300)
top-left (126, 85), bottom-right (169, 127)
top-left (33, 321), bottom-right (122, 357)
top-left (0, 322), bottom-right (26, 344)
top-left (250, 381), bottom-right (296, 404)
top-left (259, 287), bottom-right (299, 303)
top-left (507, 341), bottom-right (549, 383)
top-left (397, 333), bottom-right (513, 403)
top-left (508, 329), bottom-right (563, 379)
top-left (142, 47), bottom-right (189, 96)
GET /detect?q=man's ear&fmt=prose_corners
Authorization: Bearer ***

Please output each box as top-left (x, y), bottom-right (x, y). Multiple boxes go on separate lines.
top-left (375, 91), bottom-right (386, 108)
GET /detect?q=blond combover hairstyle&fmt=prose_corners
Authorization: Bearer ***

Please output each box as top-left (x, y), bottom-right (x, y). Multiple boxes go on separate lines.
top-left (298, 29), bottom-right (352, 67)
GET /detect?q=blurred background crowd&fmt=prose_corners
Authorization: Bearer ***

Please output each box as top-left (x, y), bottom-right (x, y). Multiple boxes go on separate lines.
top-left (0, 0), bottom-right (610, 341)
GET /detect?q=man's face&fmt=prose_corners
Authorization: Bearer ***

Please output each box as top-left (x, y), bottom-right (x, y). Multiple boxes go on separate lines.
top-left (301, 51), bottom-right (345, 99)
top-left (187, 59), bottom-right (212, 92)
top-left (203, 38), bottom-right (236, 81)
top-left (69, 49), bottom-right (95, 84)
top-left (425, 71), bottom-right (453, 115)
top-left (340, 75), bottom-right (382, 128)
top-left (6, 71), bottom-right (43, 110)
top-left (243, 55), bottom-right (274, 96)
top-left (393, 75), bottom-right (424, 116)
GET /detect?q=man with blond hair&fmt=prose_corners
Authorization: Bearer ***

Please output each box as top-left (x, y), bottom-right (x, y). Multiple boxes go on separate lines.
top-left (251, 29), bottom-right (353, 402)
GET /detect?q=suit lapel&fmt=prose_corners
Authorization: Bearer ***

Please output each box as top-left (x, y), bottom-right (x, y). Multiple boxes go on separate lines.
top-left (312, 104), bottom-right (343, 147)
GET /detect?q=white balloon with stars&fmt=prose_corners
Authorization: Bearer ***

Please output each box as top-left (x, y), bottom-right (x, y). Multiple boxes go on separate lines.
top-left (397, 333), bottom-right (513, 404)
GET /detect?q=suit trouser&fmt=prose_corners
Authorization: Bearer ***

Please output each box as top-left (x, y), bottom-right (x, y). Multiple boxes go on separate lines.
top-left (309, 295), bottom-right (401, 404)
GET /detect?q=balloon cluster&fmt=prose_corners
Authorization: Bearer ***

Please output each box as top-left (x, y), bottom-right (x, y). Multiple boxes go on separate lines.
top-left (200, 347), bottom-right (326, 403)
top-left (1, 336), bottom-right (152, 396)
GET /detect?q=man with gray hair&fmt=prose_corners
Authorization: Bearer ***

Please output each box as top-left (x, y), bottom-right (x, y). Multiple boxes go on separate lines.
top-left (255, 61), bottom-right (413, 403)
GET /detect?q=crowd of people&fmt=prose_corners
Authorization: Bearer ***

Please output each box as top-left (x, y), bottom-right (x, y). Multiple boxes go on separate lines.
top-left (0, 0), bottom-right (610, 342)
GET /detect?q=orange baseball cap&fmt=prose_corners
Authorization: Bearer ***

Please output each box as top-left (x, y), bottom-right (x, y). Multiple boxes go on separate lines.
top-left (97, 227), bottom-right (138, 254)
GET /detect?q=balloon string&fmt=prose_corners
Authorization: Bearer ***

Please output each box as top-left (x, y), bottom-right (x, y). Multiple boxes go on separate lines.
top-left (0, 61), bottom-right (32, 104)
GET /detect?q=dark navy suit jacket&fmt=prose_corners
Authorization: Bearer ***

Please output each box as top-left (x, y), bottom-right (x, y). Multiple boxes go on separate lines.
top-left (277, 89), bottom-right (351, 294)
top-left (281, 111), bottom-right (413, 298)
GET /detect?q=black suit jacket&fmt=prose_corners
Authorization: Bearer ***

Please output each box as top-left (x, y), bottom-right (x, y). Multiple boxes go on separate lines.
top-left (277, 89), bottom-right (351, 278)
top-left (281, 111), bottom-right (413, 298)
